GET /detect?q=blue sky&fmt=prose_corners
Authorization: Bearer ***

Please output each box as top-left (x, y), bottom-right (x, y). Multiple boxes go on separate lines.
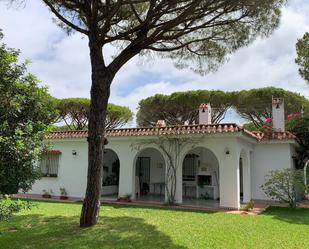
top-left (0, 0), bottom-right (308, 125)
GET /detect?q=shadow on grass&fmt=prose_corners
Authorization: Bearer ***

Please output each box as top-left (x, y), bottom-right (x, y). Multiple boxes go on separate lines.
top-left (262, 206), bottom-right (309, 225)
top-left (19, 198), bottom-right (219, 215)
top-left (0, 213), bottom-right (188, 249)
top-left (104, 203), bottom-right (219, 215)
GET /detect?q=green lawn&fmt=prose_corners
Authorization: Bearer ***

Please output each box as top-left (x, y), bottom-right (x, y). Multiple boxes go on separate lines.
top-left (0, 201), bottom-right (308, 249)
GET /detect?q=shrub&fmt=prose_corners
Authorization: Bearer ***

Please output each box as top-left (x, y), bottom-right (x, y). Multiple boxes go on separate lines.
top-left (0, 196), bottom-right (32, 221)
top-left (262, 169), bottom-right (305, 208)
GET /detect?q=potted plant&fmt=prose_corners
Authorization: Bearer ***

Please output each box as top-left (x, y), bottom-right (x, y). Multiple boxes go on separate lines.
top-left (240, 199), bottom-right (255, 211)
top-left (42, 189), bottom-right (52, 198)
top-left (305, 185), bottom-right (309, 200)
top-left (59, 187), bottom-right (68, 200)
top-left (117, 194), bottom-right (131, 202)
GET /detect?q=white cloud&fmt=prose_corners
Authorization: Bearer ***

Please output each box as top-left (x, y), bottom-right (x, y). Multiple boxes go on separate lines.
top-left (0, 1), bottom-right (61, 59)
top-left (0, 0), bottom-right (308, 125)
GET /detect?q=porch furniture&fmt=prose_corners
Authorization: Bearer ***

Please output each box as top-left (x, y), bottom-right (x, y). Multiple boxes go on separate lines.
top-left (152, 182), bottom-right (165, 196)
top-left (183, 182), bottom-right (197, 198)
top-left (197, 185), bottom-right (219, 200)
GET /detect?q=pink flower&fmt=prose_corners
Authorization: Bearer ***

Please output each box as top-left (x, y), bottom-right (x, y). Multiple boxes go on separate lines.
top-left (287, 113), bottom-right (300, 120)
top-left (265, 118), bottom-right (272, 123)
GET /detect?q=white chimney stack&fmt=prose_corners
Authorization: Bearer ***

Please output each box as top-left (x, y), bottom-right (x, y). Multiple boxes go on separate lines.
top-left (156, 120), bottom-right (166, 127)
top-left (199, 103), bottom-right (212, 125)
top-left (272, 97), bottom-right (285, 131)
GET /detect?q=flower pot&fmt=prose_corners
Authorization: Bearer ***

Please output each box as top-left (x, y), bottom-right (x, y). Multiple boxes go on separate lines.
top-left (60, 196), bottom-right (68, 200)
top-left (42, 194), bottom-right (51, 198)
top-left (117, 197), bottom-right (131, 202)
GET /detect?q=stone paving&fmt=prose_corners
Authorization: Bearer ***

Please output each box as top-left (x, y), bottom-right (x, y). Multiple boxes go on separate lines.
top-left (13, 193), bottom-right (273, 215)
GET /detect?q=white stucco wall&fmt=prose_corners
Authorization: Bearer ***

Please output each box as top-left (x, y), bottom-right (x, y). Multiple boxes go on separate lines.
top-left (251, 142), bottom-right (295, 200)
top-left (28, 139), bottom-right (88, 198)
top-left (27, 132), bottom-right (296, 208)
top-left (104, 139), bottom-right (136, 198)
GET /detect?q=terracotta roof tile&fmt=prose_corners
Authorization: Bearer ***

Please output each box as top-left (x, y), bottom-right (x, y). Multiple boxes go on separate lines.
top-left (47, 123), bottom-right (295, 142)
top-left (251, 131), bottom-right (295, 140)
top-left (42, 150), bottom-right (62, 155)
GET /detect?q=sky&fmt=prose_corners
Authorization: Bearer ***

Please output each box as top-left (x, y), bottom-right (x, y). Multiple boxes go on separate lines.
top-left (0, 0), bottom-right (308, 125)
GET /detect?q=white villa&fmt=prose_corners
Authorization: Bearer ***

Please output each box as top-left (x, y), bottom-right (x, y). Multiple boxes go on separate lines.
top-left (27, 97), bottom-right (297, 210)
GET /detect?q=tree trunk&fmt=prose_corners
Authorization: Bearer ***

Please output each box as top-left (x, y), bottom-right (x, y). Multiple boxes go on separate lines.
top-left (80, 38), bottom-right (114, 227)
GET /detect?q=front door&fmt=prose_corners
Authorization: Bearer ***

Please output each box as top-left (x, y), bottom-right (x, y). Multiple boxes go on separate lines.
top-left (136, 157), bottom-right (150, 194)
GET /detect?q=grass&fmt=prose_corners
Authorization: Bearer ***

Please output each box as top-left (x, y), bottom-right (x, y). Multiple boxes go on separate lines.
top-left (0, 201), bottom-right (309, 249)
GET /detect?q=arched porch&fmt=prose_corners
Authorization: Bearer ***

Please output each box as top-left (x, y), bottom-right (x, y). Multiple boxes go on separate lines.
top-left (101, 149), bottom-right (120, 199)
top-left (181, 147), bottom-right (220, 208)
top-left (132, 147), bottom-right (166, 202)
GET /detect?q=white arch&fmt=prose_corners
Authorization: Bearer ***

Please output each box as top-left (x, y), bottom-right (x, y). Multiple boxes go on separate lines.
top-left (180, 145), bottom-right (220, 202)
top-left (131, 145), bottom-right (167, 201)
top-left (102, 148), bottom-right (120, 197)
top-left (179, 143), bottom-right (221, 166)
top-left (104, 145), bottom-right (122, 158)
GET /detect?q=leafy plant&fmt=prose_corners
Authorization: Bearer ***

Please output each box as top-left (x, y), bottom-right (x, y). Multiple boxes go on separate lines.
top-left (241, 199), bottom-right (255, 211)
top-left (0, 32), bottom-right (57, 195)
top-left (103, 174), bottom-right (118, 186)
top-left (262, 169), bottom-right (305, 208)
top-left (200, 193), bottom-right (210, 200)
top-left (295, 32), bottom-right (309, 83)
top-left (0, 196), bottom-right (32, 221)
top-left (118, 194), bottom-right (131, 202)
top-left (287, 117), bottom-right (309, 169)
top-left (42, 189), bottom-right (53, 196)
top-left (59, 188), bottom-right (67, 196)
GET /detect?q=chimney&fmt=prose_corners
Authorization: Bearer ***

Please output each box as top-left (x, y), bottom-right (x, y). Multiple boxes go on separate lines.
top-left (272, 97), bottom-right (285, 131)
top-left (199, 103), bottom-right (212, 125)
top-left (156, 120), bottom-right (166, 127)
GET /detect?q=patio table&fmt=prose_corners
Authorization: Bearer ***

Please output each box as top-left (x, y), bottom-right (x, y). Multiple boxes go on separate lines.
top-left (152, 182), bottom-right (165, 196)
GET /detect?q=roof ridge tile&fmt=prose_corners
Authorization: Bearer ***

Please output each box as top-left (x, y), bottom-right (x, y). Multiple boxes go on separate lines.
top-left (47, 124), bottom-right (295, 141)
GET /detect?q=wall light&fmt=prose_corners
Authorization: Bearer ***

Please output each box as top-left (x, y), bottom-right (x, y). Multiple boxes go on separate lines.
top-left (224, 148), bottom-right (230, 155)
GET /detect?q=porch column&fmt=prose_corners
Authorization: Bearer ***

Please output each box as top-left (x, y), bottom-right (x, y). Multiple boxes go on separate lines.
top-left (117, 149), bottom-right (135, 199)
top-left (242, 152), bottom-right (251, 203)
top-left (165, 161), bottom-right (183, 204)
top-left (175, 161), bottom-right (183, 204)
top-left (219, 153), bottom-right (240, 209)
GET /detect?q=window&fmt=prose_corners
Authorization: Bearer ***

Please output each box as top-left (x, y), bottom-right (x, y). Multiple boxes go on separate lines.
top-left (40, 151), bottom-right (60, 177)
top-left (183, 154), bottom-right (198, 181)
